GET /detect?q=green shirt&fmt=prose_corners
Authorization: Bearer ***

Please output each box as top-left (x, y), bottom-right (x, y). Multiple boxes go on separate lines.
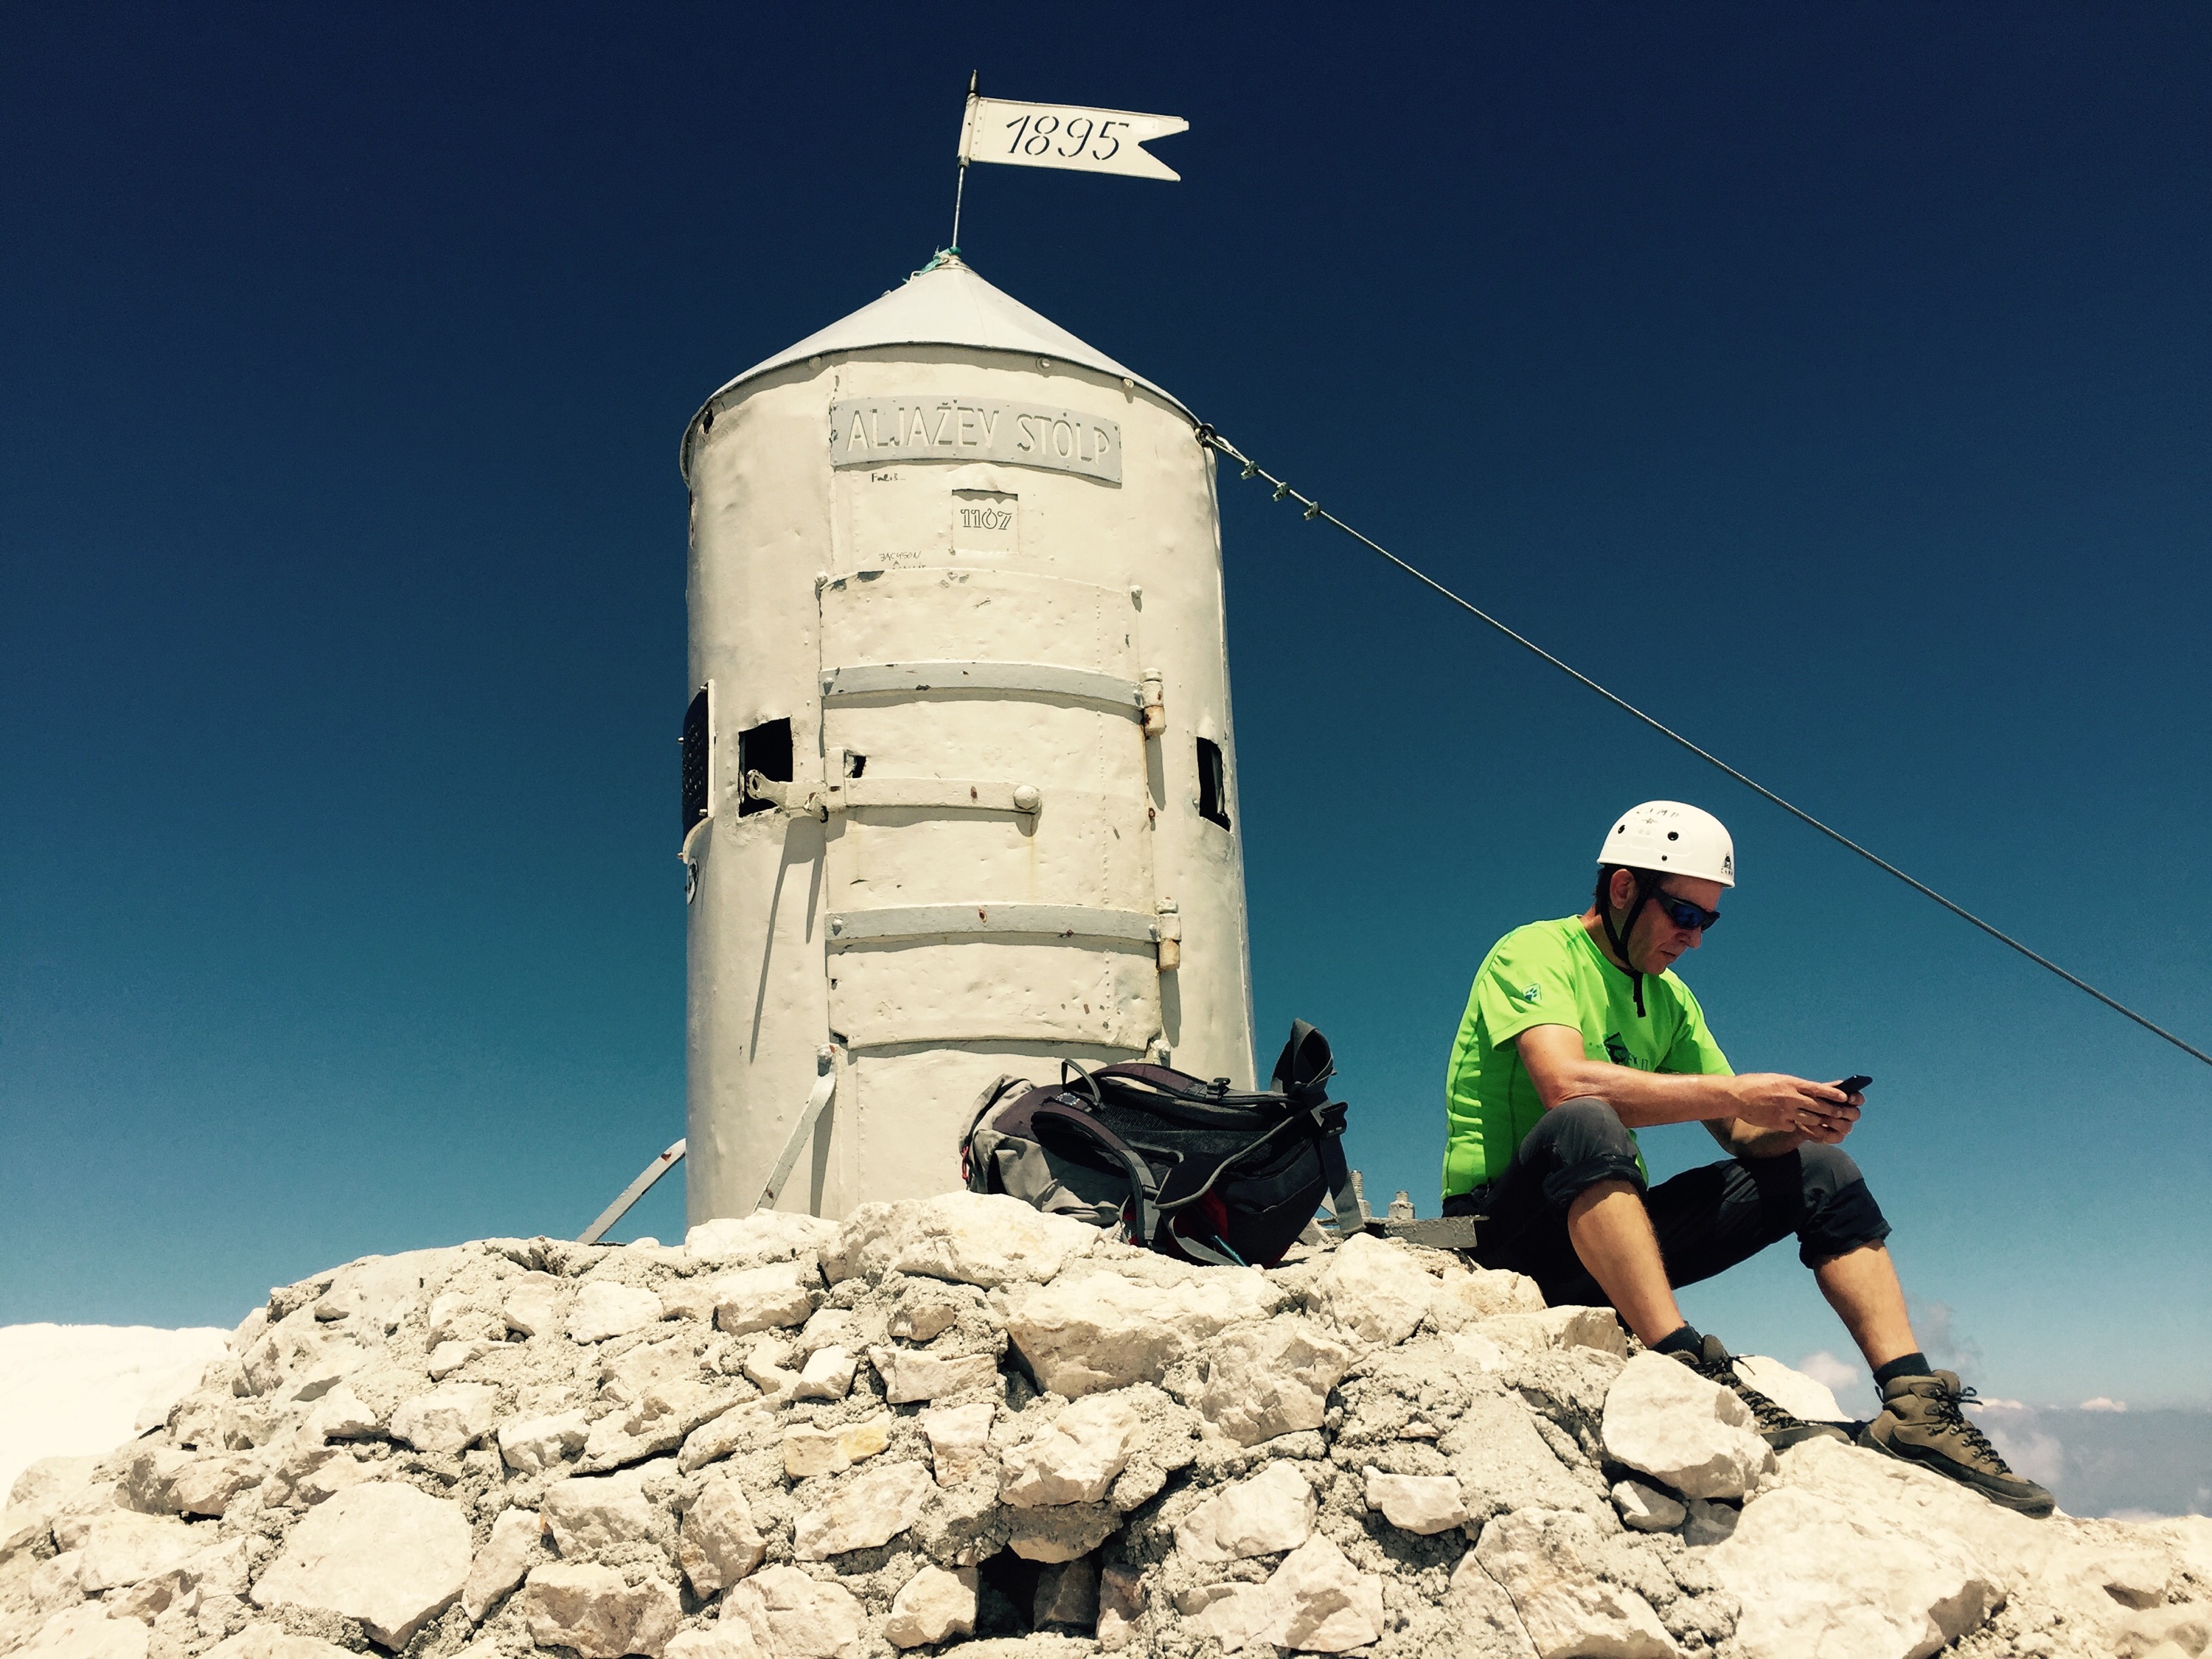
top-left (1441, 916), bottom-right (1733, 1197)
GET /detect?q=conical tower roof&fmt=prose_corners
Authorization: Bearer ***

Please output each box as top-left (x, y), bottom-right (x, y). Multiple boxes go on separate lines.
top-left (681, 255), bottom-right (1193, 481)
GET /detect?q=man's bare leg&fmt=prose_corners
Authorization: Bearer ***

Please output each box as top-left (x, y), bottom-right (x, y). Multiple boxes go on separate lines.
top-left (1812, 1242), bottom-right (1917, 1371)
top-left (1565, 1180), bottom-right (1685, 1346)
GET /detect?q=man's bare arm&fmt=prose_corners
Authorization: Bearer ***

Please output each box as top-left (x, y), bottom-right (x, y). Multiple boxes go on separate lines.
top-left (1515, 1024), bottom-right (1859, 1146)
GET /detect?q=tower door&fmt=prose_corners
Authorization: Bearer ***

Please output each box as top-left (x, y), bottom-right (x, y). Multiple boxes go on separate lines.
top-left (815, 565), bottom-right (1164, 1200)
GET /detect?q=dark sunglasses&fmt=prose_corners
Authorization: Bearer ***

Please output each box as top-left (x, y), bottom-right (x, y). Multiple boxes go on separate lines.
top-left (1647, 889), bottom-right (1722, 932)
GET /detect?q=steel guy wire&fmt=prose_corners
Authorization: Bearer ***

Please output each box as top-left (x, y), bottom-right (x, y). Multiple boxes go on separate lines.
top-left (1194, 424), bottom-right (2212, 1072)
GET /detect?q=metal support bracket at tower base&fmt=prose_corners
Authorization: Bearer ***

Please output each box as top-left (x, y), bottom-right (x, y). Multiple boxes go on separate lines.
top-left (578, 1139), bottom-right (688, 1245)
top-left (755, 1051), bottom-right (838, 1214)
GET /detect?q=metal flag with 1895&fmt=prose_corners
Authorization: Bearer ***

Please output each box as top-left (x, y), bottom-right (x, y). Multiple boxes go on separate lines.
top-left (958, 95), bottom-right (1187, 182)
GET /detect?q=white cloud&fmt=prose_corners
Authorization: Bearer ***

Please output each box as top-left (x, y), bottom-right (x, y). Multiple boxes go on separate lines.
top-left (1977, 1411), bottom-right (2066, 1486)
top-left (1910, 1301), bottom-right (1984, 1377)
top-left (2079, 1397), bottom-right (2129, 1413)
top-left (1794, 1349), bottom-right (1875, 1417)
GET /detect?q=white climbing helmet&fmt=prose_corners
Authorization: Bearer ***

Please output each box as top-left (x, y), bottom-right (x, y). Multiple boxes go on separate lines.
top-left (1599, 801), bottom-right (1736, 887)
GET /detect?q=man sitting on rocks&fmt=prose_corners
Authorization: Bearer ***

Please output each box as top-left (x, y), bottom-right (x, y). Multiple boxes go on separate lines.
top-left (1440, 799), bottom-right (2053, 1516)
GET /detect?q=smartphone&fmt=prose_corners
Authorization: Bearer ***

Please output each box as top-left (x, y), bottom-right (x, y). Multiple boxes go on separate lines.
top-left (1835, 1074), bottom-right (1873, 1096)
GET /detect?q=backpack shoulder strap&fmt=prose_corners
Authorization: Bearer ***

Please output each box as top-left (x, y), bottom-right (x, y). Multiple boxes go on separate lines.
top-left (1028, 1101), bottom-right (1161, 1248)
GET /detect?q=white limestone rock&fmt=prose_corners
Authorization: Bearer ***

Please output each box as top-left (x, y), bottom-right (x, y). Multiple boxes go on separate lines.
top-left (1176, 1461), bottom-right (1317, 1563)
top-left (1602, 1350), bottom-right (1775, 1500)
top-left (118, 1446), bottom-right (192, 1513)
top-left (782, 1416), bottom-right (891, 1479)
top-left (1733, 1354), bottom-right (1851, 1424)
top-left (12, 1605), bottom-right (152, 1659)
top-left (580, 1377), bottom-right (739, 1472)
top-left (541, 1466), bottom-right (659, 1557)
top-left (427, 1290), bottom-right (501, 1347)
top-left (921, 1402), bottom-right (995, 1487)
top-left (820, 1202), bottom-right (912, 1286)
top-left (685, 1211), bottom-right (838, 1261)
top-left (1479, 1305), bottom-right (1630, 1358)
top-left (871, 1346), bottom-right (998, 1404)
top-left (709, 1564), bottom-right (865, 1659)
top-left (461, 1505), bottom-right (544, 1621)
top-left (888, 1290), bottom-right (965, 1343)
top-left (427, 1338), bottom-right (494, 1380)
top-left (1195, 1533), bottom-right (1385, 1653)
top-left (1304, 1233), bottom-right (1436, 1346)
top-left (1473, 1508), bottom-right (1675, 1659)
top-left (310, 1249), bottom-right (448, 1335)
top-left (1197, 1318), bottom-right (1355, 1447)
top-left (1611, 1479), bottom-right (1687, 1532)
top-left (792, 1345), bottom-right (855, 1401)
top-left (520, 1562), bottom-right (683, 1659)
top-left (29, 1548), bottom-right (85, 1609)
top-left (1009, 1503), bottom-right (1122, 1564)
top-left (1444, 1551), bottom-right (1540, 1658)
top-left (499, 1408), bottom-right (590, 1473)
top-left (76, 1511), bottom-right (203, 1592)
top-left (890, 1193), bottom-right (1098, 1288)
top-left (1004, 1265), bottom-right (1285, 1397)
top-left (501, 1272), bottom-right (562, 1338)
top-left (168, 1455), bottom-right (260, 1517)
top-left (792, 1459), bottom-right (934, 1559)
top-left (1709, 1484), bottom-right (1999, 1659)
top-left (568, 1281), bottom-right (664, 1344)
top-left (884, 1564), bottom-right (980, 1648)
top-left (250, 1481), bottom-right (473, 1648)
top-left (677, 1401), bottom-right (779, 1475)
top-left (1364, 1470), bottom-right (1470, 1534)
top-left (678, 1470), bottom-right (765, 1595)
top-left (1427, 1262), bottom-right (1548, 1331)
top-left (711, 1263), bottom-right (818, 1337)
top-left (302, 1384), bottom-right (378, 1441)
top-left (1001, 1391), bottom-right (1147, 1507)
top-left (388, 1380), bottom-right (497, 1453)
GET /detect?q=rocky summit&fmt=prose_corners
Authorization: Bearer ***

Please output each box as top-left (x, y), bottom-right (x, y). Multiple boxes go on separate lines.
top-left (1, 1194), bottom-right (2206, 1659)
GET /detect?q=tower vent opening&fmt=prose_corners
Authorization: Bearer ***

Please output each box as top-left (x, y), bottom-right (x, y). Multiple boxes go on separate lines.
top-left (737, 717), bottom-right (793, 818)
top-left (1196, 737), bottom-right (1231, 832)
top-left (680, 687), bottom-right (711, 842)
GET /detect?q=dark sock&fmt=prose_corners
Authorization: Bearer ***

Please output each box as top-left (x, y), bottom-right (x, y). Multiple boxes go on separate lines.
top-left (1652, 1324), bottom-right (1703, 1357)
top-left (1873, 1352), bottom-right (1933, 1388)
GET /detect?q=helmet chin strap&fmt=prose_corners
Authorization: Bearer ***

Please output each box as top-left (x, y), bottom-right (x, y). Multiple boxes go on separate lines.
top-left (1600, 871), bottom-right (1657, 1018)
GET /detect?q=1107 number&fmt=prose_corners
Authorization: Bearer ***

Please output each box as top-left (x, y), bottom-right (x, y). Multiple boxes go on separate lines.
top-left (1004, 114), bottom-right (1126, 163)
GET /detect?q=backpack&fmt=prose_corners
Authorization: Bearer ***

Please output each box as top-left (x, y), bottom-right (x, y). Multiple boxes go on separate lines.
top-left (959, 1020), bottom-right (1360, 1268)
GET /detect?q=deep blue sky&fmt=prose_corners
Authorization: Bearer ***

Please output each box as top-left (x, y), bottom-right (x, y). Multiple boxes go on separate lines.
top-left (4, 6), bottom-right (2208, 1418)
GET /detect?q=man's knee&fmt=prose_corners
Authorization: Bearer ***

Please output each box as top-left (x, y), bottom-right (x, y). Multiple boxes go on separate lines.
top-left (1537, 1096), bottom-right (1638, 1158)
top-left (1796, 1141), bottom-right (1864, 1200)
top-left (1523, 1098), bottom-right (1645, 1210)
top-left (1792, 1142), bottom-right (1891, 1267)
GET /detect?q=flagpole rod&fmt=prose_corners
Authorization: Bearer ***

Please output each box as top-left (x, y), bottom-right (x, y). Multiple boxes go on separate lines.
top-left (950, 69), bottom-right (978, 254)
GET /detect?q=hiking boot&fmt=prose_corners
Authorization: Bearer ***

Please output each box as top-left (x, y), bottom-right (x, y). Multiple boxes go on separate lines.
top-left (1672, 1335), bottom-right (1852, 1450)
top-left (1859, 1371), bottom-right (2055, 1517)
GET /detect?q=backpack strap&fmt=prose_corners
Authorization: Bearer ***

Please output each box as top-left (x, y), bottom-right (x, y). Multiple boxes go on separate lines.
top-left (1028, 1101), bottom-right (1161, 1247)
